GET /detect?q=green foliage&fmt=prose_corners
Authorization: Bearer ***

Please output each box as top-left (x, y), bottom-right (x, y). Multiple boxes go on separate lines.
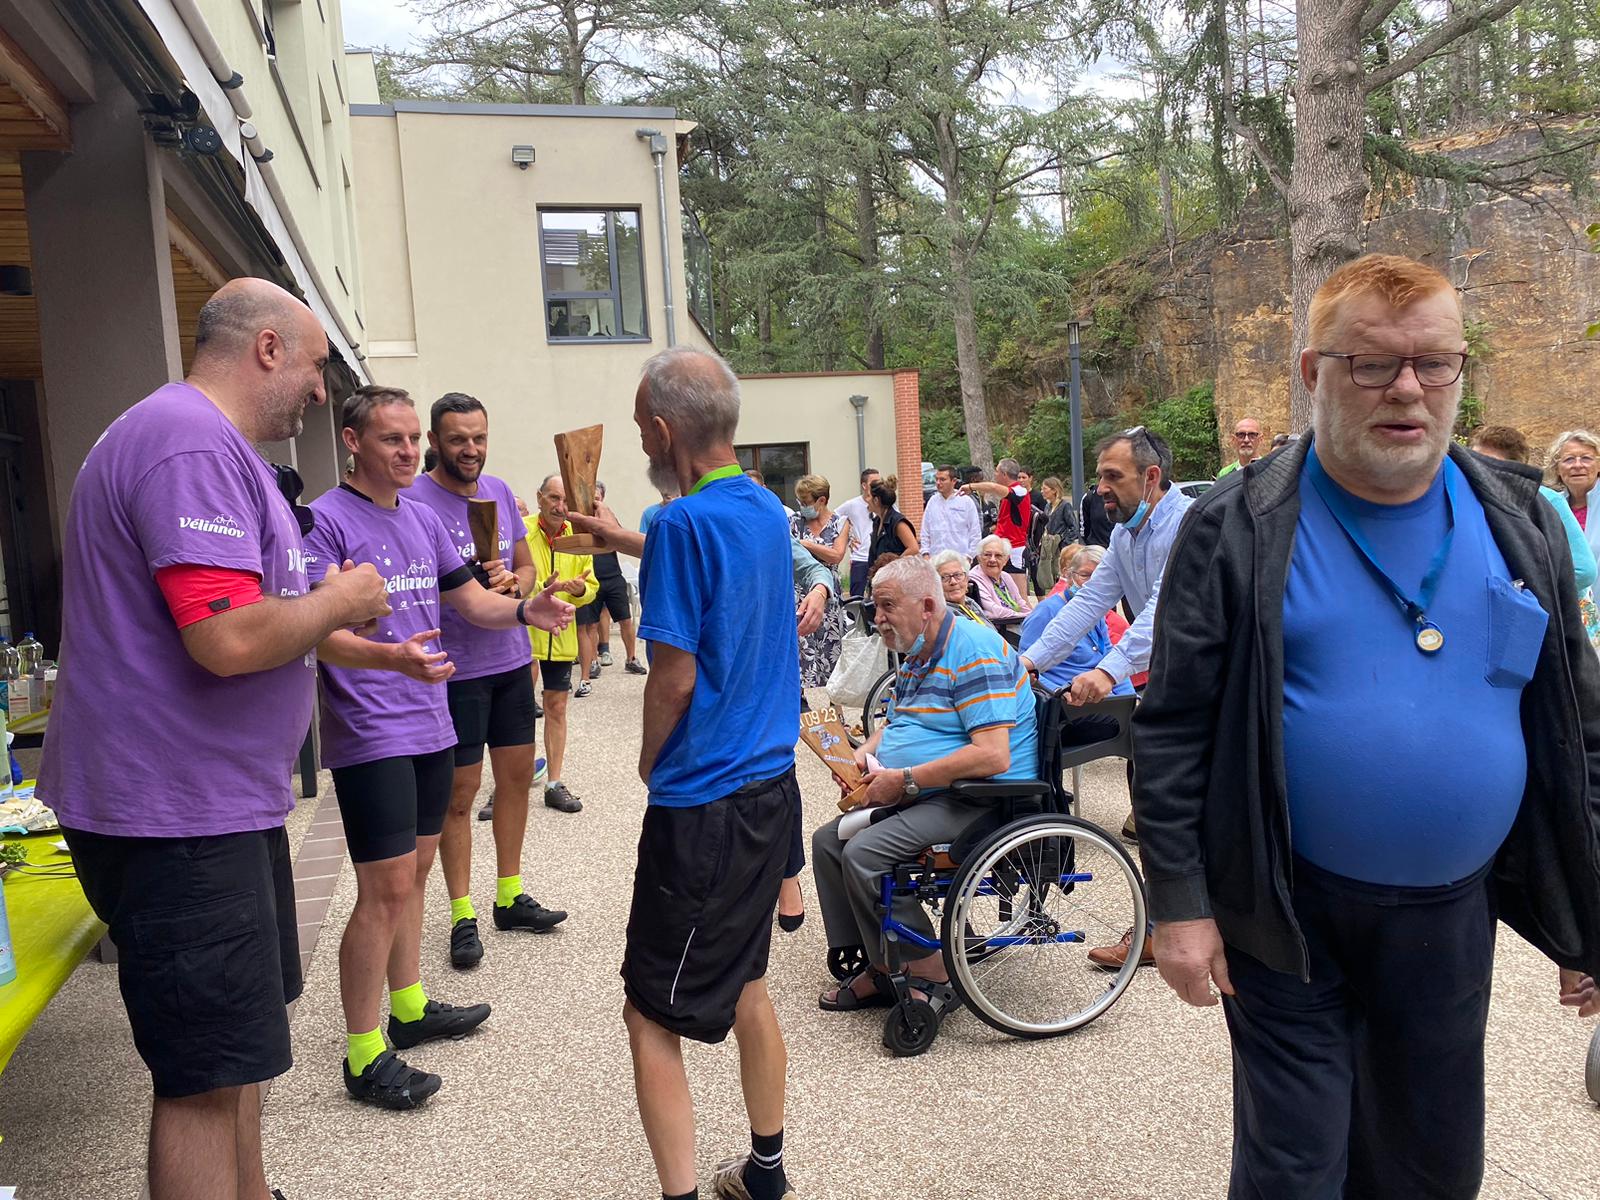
top-left (1142, 381), bottom-right (1220, 479)
top-left (920, 407), bottom-right (970, 467)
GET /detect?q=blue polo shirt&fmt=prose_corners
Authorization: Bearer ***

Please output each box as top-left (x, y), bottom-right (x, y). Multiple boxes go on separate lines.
top-left (1019, 592), bottom-right (1136, 696)
top-left (1281, 446), bottom-right (1543, 886)
top-left (878, 615), bottom-right (1039, 787)
top-left (637, 472), bottom-right (799, 806)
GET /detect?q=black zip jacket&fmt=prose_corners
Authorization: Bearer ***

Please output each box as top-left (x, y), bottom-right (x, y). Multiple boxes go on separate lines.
top-left (1132, 436), bottom-right (1600, 980)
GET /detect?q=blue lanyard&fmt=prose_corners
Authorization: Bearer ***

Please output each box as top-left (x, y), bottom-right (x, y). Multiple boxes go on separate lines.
top-left (1305, 448), bottom-right (1458, 640)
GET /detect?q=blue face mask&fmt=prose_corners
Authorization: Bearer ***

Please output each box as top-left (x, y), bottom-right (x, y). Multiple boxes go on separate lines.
top-left (905, 629), bottom-right (927, 657)
top-left (799, 505), bottom-right (819, 520)
top-left (1120, 477), bottom-right (1156, 532)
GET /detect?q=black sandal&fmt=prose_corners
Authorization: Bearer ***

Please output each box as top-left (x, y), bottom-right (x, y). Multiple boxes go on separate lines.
top-left (818, 968), bottom-right (895, 1011)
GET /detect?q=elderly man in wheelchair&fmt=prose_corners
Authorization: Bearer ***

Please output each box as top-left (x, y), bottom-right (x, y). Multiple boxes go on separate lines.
top-left (811, 557), bottom-right (1146, 1056)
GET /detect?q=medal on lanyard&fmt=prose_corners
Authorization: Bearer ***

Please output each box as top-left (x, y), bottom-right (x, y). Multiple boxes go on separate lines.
top-left (1306, 450), bottom-right (1458, 656)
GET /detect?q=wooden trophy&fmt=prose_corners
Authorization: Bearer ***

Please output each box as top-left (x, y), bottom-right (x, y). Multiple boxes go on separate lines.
top-left (799, 705), bottom-right (872, 812)
top-left (552, 424), bottom-right (603, 551)
top-left (467, 497), bottom-right (499, 563)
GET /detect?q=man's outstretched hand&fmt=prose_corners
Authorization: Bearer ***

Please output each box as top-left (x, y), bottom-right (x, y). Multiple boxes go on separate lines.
top-left (1154, 918), bottom-right (1235, 1008)
top-left (521, 580), bottom-right (577, 632)
top-left (1559, 968), bottom-right (1599, 1018)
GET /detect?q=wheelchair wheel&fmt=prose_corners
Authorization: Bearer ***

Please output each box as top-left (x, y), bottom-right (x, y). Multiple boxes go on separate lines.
top-left (1587, 1024), bottom-right (1600, 1105)
top-left (941, 814), bottom-right (1147, 1038)
top-left (847, 668), bottom-right (895, 749)
top-left (827, 944), bottom-right (867, 982)
top-left (882, 998), bottom-right (939, 1057)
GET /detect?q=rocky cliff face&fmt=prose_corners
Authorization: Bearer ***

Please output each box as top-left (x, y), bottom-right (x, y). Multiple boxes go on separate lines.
top-left (993, 125), bottom-right (1599, 469)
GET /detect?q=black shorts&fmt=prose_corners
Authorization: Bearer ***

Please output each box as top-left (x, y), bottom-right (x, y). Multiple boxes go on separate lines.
top-left (62, 824), bottom-right (301, 1098)
top-left (577, 573), bottom-right (631, 625)
top-left (538, 658), bottom-right (574, 692)
top-left (331, 748), bottom-right (455, 862)
top-left (621, 768), bottom-right (797, 1044)
top-left (447, 664), bottom-right (537, 766)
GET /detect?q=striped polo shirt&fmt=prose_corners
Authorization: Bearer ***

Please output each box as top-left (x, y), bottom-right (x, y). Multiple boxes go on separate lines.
top-left (877, 613), bottom-right (1040, 788)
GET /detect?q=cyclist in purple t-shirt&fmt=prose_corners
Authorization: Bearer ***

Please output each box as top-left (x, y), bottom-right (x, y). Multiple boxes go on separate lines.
top-left (38, 280), bottom-right (393, 1200)
top-left (306, 386), bottom-right (577, 1109)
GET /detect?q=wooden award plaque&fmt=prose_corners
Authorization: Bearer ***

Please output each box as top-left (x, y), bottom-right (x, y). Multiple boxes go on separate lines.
top-left (552, 424), bottom-right (603, 551)
top-left (467, 497), bottom-right (499, 563)
top-left (799, 705), bottom-right (872, 812)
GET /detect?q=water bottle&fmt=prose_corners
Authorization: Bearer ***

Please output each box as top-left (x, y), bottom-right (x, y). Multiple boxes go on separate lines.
top-left (10, 634), bottom-right (38, 718)
top-left (15, 633), bottom-right (41, 676)
top-left (0, 877), bottom-right (16, 987)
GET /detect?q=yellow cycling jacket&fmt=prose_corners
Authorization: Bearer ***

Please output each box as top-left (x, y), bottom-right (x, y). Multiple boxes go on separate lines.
top-left (524, 514), bottom-right (598, 662)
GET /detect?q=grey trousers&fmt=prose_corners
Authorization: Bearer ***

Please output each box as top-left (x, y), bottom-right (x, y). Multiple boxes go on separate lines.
top-left (811, 793), bottom-right (988, 960)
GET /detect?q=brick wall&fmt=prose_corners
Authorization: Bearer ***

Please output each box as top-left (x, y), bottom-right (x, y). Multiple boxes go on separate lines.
top-left (892, 369), bottom-right (923, 529)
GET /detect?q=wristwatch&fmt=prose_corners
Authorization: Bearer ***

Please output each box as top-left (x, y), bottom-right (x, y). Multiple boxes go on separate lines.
top-left (901, 768), bottom-right (920, 799)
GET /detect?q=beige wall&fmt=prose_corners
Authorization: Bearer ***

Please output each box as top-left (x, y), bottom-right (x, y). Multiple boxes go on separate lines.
top-left (347, 98), bottom-right (902, 528)
top-left (201, 0), bottom-right (364, 340)
top-left (737, 374), bottom-right (898, 509)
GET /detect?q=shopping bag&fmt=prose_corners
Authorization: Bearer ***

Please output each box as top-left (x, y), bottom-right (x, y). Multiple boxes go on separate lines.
top-left (825, 628), bottom-right (888, 708)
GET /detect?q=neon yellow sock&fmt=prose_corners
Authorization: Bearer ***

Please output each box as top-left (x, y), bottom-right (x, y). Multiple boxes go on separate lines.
top-left (495, 875), bottom-right (523, 907)
top-left (389, 981), bottom-right (427, 1025)
top-left (346, 1028), bottom-right (386, 1075)
top-left (450, 896), bottom-right (476, 924)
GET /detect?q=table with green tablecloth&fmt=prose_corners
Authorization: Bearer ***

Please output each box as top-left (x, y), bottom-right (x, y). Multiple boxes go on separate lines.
top-left (0, 829), bottom-right (104, 1075)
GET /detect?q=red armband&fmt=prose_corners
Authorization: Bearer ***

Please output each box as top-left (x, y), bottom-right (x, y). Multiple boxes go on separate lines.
top-left (154, 564), bottom-right (264, 629)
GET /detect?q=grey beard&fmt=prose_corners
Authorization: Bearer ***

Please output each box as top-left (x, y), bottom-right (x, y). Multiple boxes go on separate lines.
top-left (647, 457), bottom-right (677, 494)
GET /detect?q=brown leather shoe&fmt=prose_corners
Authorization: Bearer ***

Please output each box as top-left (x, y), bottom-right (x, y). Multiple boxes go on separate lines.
top-left (1087, 926), bottom-right (1154, 970)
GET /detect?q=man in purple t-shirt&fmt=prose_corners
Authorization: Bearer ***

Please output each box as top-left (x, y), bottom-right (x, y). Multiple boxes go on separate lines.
top-left (37, 280), bottom-right (391, 1200)
top-left (305, 385), bottom-right (576, 1109)
top-left (407, 393), bottom-right (569, 969)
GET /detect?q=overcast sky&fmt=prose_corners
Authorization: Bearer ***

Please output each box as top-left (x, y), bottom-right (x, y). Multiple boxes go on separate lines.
top-left (342, 0), bottom-right (421, 51)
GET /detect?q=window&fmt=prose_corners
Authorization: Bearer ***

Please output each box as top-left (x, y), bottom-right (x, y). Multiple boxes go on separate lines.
top-left (736, 443), bottom-right (809, 510)
top-left (539, 209), bottom-right (648, 342)
top-left (682, 205), bottom-right (715, 341)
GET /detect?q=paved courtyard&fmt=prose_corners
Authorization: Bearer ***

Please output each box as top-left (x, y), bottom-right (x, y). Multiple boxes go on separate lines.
top-left (2, 665), bottom-right (1597, 1198)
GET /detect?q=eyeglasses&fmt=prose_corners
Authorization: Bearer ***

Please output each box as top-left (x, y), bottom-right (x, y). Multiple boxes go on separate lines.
top-left (1234, 431), bottom-right (1261, 440)
top-left (1558, 454), bottom-right (1597, 468)
top-left (1317, 351), bottom-right (1467, 389)
top-left (937, 571), bottom-right (966, 584)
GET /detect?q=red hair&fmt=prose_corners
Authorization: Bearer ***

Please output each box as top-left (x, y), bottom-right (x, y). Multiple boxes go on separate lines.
top-left (1307, 254), bottom-right (1457, 349)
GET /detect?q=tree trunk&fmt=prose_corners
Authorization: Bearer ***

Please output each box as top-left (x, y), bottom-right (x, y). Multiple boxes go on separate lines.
top-left (851, 81), bottom-right (885, 370)
top-left (564, 3), bottom-right (585, 104)
top-left (932, 102), bottom-right (992, 472)
top-left (758, 288), bottom-right (774, 371)
top-left (1287, 0), bottom-right (1369, 431)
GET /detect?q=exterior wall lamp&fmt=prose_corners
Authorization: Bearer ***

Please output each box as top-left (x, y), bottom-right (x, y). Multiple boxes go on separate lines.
top-left (511, 145), bottom-right (535, 169)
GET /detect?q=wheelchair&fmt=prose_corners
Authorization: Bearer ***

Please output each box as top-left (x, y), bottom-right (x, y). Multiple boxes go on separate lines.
top-left (826, 686), bottom-right (1147, 1056)
top-left (1588, 1023), bottom-right (1600, 1105)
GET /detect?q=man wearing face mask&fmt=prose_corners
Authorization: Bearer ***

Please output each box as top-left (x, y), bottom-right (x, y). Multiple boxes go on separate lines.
top-left (1019, 428), bottom-right (1192, 969)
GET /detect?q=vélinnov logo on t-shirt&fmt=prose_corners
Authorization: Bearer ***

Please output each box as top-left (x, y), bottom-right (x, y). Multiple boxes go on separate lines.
top-left (179, 514), bottom-right (246, 539)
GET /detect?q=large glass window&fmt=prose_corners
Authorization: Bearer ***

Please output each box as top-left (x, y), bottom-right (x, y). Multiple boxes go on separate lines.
top-left (736, 443), bottom-right (809, 510)
top-left (539, 209), bottom-right (648, 342)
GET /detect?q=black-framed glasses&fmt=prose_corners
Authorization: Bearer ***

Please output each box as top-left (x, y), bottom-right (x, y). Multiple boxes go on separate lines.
top-left (1317, 351), bottom-right (1467, 389)
top-left (272, 463), bottom-right (316, 537)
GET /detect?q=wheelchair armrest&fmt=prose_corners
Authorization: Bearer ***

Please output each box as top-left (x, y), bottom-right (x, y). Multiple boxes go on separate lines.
top-left (948, 779), bottom-right (1052, 801)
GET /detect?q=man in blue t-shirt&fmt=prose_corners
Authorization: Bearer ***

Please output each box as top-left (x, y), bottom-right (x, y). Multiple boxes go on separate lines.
top-left (618, 349), bottom-right (801, 1200)
top-left (811, 557), bottom-right (1038, 1045)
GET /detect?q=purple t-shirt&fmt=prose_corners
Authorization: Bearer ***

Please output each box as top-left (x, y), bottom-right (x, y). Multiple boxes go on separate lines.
top-left (37, 382), bottom-right (314, 837)
top-left (303, 485), bottom-right (468, 769)
top-left (405, 472), bottom-right (531, 680)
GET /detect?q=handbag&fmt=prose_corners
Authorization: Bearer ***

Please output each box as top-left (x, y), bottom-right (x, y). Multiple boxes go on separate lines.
top-left (825, 626), bottom-right (889, 708)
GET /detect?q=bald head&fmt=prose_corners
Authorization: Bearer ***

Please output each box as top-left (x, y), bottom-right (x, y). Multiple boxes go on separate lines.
top-left (194, 278), bottom-right (322, 363)
top-left (190, 278), bottom-right (329, 443)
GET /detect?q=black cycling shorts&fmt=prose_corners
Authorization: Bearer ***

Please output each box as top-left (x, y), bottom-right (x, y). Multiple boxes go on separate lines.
top-left (446, 664), bottom-right (537, 766)
top-left (63, 824), bottom-right (301, 1098)
top-left (577, 573), bottom-right (631, 625)
top-left (538, 658), bottom-right (574, 692)
top-left (621, 768), bottom-right (797, 1044)
top-left (330, 747), bottom-right (455, 863)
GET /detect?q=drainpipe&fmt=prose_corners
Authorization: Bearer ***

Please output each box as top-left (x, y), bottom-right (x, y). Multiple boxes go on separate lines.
top-left (241, 123), bottom-right (364, 360)
top-left (168, 0), bottom-right (252, 121)
top-left (635, 128), bottom-right (677, 347)
top-left (848, 394), bottom-right (868, 477)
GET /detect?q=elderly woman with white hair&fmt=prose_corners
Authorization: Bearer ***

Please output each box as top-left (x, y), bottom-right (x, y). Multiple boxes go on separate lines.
top-left (969, 534), bottom-right (1032, 623)
top-left (1545, 428), bottom-right (1600, 654)
top-left (930, 548), bottom-right (990, 625)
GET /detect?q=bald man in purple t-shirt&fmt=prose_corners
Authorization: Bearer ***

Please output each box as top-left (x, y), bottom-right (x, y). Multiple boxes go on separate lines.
top-left (37, 280), bottom-right (393, 1200)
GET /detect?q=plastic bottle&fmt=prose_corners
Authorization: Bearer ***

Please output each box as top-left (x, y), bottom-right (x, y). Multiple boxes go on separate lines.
top-left (0, 876), bottom-right (16, 987)
top-left (15, 633), bottom-right (41, 676)
top-left (11, 634), bottom-right (39, 719)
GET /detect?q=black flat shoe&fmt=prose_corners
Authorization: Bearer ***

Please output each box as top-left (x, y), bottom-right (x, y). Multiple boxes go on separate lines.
top-left (343, 1051), bottom-right (441, 1110)
top-left (450, 917), bottom-right (483, 969)
top-left (778, 911), bottom-right (805, 933)
top-left (388, 999), bottom-right (491, 1049)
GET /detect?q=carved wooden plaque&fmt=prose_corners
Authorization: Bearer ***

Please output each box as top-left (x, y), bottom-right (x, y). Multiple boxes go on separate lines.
top-left (799, 705), bottom-right (872, 812)
top-left (467, 497), bottom-right (499, 563)
top-left (552, 424), bottom-right (603, 551)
